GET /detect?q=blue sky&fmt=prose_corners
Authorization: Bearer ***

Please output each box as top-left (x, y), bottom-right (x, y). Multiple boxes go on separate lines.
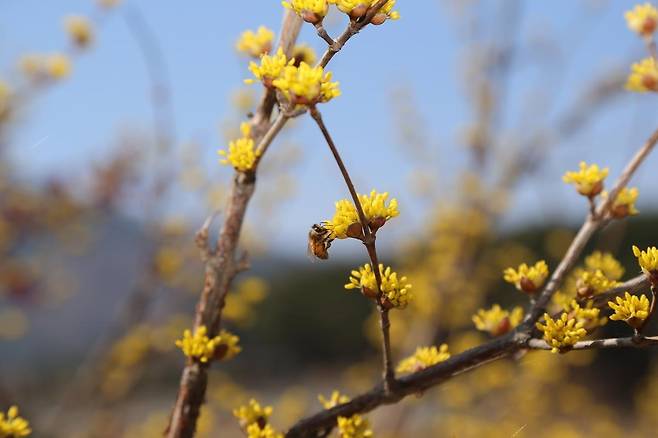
top-left (2, 1), bottom-right (658, 256)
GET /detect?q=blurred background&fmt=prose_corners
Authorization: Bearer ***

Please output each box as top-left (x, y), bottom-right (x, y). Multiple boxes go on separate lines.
top-left (1, 0), bottom-right (658, 436)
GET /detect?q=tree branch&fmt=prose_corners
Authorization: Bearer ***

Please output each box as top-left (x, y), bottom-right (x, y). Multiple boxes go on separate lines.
top-left (527, 335), bottom-right (658, 351)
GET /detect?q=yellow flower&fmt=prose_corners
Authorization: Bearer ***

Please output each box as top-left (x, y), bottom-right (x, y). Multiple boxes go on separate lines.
top-left (282, 0), bottom-right (329, 24)
top-left (575, 268), bottom-right (620, 298)
top-left (609, 292), bottom-right (651, 330)
top-left (318, 392), bottom-right (372, 438)
top-left (318, 391), bottom-right (350, 409)
top-left (472, 304), bottom-right (523, 336)
top-left (291, 44), bottom-right (317, 66)
top-left (175, 326), bottom-right (240, 363)
top-left (64, 15), bottom-right (93, 47)
top-left (565, 300), bottom-right (607, 331)
top-left (336, 415), bottom-right (373, 438)
top-left (633, 245), bottom-right (658, 280)
top-left (18, 54), bottom-right (43, 80)
top-left (236, 26), bottom-right (274, 58)
top-left (98, 0), bottom-right (121, 7)
top-left (246, 423), bottom-right (283, 438)
top-left (0, 80), bottom-right (12, 120)
top-left (154, 246), bottom-right (183, 281)
top-left (246, 48), bottom-right (294, 87)
top-left (45, 53), bottom-right (72, 79)
top-left (562, 161), bottom-right (609, 197)
top-left (368, 0), bottom-right (400, 24)
top-left (234, 399), bottom-right (273, 429)
top-left (0, 405), bottom-right (31, 437)
top-left (396, 344), bottom-right (450, 373)
top-left (325, 190), bottom-right (399, 239)
top-left (218, 122), bottom-right (258, 172)
top-left (602, 187), bottom-right (640, 218)
top-left (584, 251), bottom-right (624, 281)
top-left (625, 3), bottom-right (658, 37)
top-left (536, 312), bottom-right (587, 353)
top-left (272, 62), bottom-right (340, 105)
top-left (627, 57), bottom-right (658, 92)
top-left (503, 260), bottom-right (549, 293)
top-left (345, 263), bottom-right (412, 308)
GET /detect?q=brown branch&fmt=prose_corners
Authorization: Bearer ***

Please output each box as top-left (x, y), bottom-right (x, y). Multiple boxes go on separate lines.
top-left (309, 106), bottom-right (396, 393)
top-left (285, 332), bottom-right (523, 437)
top-left (526, 126), bottom-right (658, 324)
top-left (314, 23), bottom-right (335, 46)
top-left (527, 335), bottom-right (658, 351)
top-left (317, 0), bottom-right (390, 68)
top-left (590, 274), bottom-right (650, 307)
top-left (165, 12), bottom-right (302, 438)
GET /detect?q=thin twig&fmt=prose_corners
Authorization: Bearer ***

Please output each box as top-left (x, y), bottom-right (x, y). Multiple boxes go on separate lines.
top-left (314, 23), bottom-right (335, 46)
top-left (309, 106), bottom-right (396, 392)
top-left (527, 335), bottom-right (658, 351)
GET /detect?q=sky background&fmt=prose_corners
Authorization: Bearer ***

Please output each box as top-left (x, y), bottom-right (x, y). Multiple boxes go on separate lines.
top-left (2, 0), bottom-right (658, 257)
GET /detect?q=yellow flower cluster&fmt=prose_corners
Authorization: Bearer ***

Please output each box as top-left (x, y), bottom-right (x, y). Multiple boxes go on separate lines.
top-left (536, 313), bottom-right (587, 353)
top-left (608, 292), bottom-right (650, 329)
top-left (273, 62), bottom-right (340, 105)
top-left (562, 162), bottom-right (609, 197)
top-left (503, 260), bottom-right (549, 293)
top-left (19, 53), bottom-right (72, 81)
top-left (325, 190), bottom-right (399, 239)
top-left (565, 300), bottom-right (607, 331)
top-left (236, 26), bottom-right (274, 58)
top-left (64, 15), bottom-right (93, 48)
top-left (0, 406), bottom-right (31, 437)
top-left (396, 344), bottom-right (451, 373)
top-left (283, 0), bottom-right (330, 24)
top-left (319, 392), bottom-right (373, 438)
top-left (625, 3), bottom-right (658, 37)
top-left (345, 263), bottom-right (412, 308)
top-left (575, 269), bottom-right (620, 298)
top-left (218, 122), bottom-right (258, 172)
top-left (633, 245), bottom-right (658, 279)
top-left (329, 0), bottom-right (400, 23)
top-left (246, 48), bottom-right (294, 87)
top-left (175, 325), bottom-right (241, 363)
top-left (472, 304), bottom-right (523, 336)
top-left (584, 251), bottom-right (625, 281)
top-left (234, 399), bottom-right (282, 438)
top-left (627, 57), bottom-right (658, 93)
top-left (604, 187), bottom-right (640, 218)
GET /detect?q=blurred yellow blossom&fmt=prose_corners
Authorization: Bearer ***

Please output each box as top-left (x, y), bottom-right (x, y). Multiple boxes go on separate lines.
top-left (584, 251), bottom-right (624, 281)
top-left (565, 300), bottom-right (607, 331)
top-left (325, 190), bottom-right (399, 239)
top-left (272, 62), bottom-right (340, 105)
top-left (64, 15), bottom-right (93, 47)
top-left (98, 0), bottom-right (121, 7)
top-left (562, 162), bottom-right (608, 197)
top-left (0, 405), bottom-right (31, 437)
top-left (345, 263), bottom-right (412, 308)
top-left (236, 26), bottom-right (274, 57)
top-left (234, 399), bottom-right (273, 429)
top-left (472, 304), bottom-right (523, 336)
top-left (604, 187), bottom-right (639, 218)
top-left (536, 313), bottom-right (587, 353)
top-left (246, 48), bottom-right (293, 87)
top-left (336, 415), bottom-right (373, 438)
top-left (154, 246), bottom-right (183, 281)
top-left (627, 57), bottom-right (658, 92)
top-left (45, 53), bottom-right (71, 79)
top-left (282, 0), bottom-right (329, 24)
top-left (218, 122), bottom-right (258, 172)
top-left (609, 292), bottom-right (650, 329)
top-left (633, 245), bottom-right (658, 280)
top-left (396, 344), bottom-right (450, 373)
top-left (575, 268), bottom-right (620, 298)
top-left (291, 44), bottom-right (317, 66)
top-left (503, 260), bottom-right (549, 293)
top-left (318, 392), bottom-right (372, 438)
top-left (246, 423), bottom-right (283, 438)
top-left (625, 3), bottom-right (658, 37)
top-left (175, 325), bottom-right (240, 363)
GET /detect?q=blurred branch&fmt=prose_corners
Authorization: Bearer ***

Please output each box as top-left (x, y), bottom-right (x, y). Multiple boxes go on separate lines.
top-left (527, 335), bottom-right (658, 351)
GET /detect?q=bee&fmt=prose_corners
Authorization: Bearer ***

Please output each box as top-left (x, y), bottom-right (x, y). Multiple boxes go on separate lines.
top-left (307, 223), bottom-right (334, 260)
